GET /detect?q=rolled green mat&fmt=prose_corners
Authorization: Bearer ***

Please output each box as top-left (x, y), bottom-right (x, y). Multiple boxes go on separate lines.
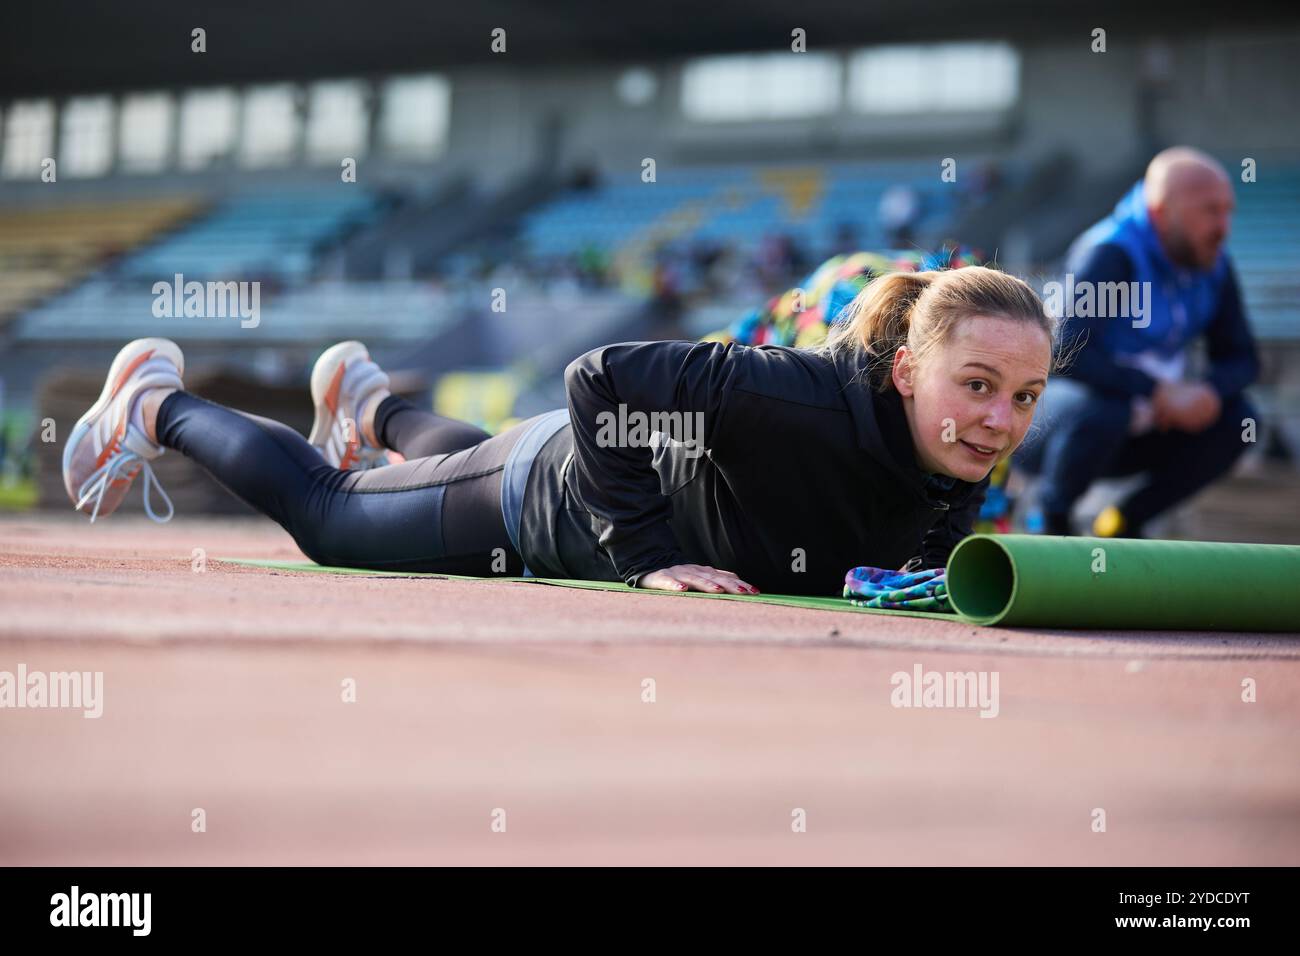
top-left (946, 534), bottom-right (1300, 631)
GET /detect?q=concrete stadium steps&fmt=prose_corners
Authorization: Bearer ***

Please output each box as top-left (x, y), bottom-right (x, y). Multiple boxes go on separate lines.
top-left (1180, 461), bottom-right (1300, 544)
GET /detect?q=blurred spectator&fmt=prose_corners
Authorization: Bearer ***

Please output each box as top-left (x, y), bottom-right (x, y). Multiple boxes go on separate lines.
top-left (831, 221), bottom-right (861, 256)
top-left (878, 184), bottom-right (923, 247)
top-left (1017, 147), bottom-right (1260, 538)
top-left (755, 232), bottom-right (805, 287)
top-left (961, 162), bottom-right (1005, 212)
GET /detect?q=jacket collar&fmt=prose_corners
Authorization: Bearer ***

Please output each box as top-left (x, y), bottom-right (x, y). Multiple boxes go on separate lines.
top-left (1116, 179), bottom-right (1226, 281)
top-left (827, 345), bottom-right (984, 510)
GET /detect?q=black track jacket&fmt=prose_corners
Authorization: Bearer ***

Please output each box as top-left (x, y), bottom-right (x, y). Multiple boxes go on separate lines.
top-left (516, 340), bottom-right (989, 596)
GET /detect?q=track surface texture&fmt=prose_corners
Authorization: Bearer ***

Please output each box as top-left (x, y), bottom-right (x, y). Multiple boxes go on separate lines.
top-left (2, 514), bottom-right (1297, 865)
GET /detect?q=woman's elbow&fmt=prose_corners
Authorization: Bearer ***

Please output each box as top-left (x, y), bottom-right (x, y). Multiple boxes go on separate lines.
top-left (564, 348), bottom-right (603, 397)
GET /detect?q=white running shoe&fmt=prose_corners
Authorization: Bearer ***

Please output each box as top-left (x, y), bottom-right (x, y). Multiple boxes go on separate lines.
top-left (307, 340), bottom-right (391, 470)
top-left (63, 337), bottom-right (184, 523)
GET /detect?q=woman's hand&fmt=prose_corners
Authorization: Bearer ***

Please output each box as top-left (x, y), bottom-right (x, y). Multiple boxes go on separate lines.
top-left (638, 564), bottom-right (760, 594)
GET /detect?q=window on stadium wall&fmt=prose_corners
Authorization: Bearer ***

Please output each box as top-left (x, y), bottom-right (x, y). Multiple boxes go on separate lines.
top-left (848, 42), bottom-right (1019, 114)
top-left (617, 68), bottom-right (658, 107)
top-left (1, 99), bottom-right (54, 179)
top-left (305, 79), bottom-right (368, 164)
top-left (61, 96), bottom-right (114, 177)
top-left (680, 52), bottom-right (842, 122)
top-left (240, 84), bottom-right (299, 168)
top-left (380, 75), bottom-right (451, 160)
top-left (0, 74), bottom-right (452, 180)
top-left (119, 93), bottom-right (173, 174)
top-left (179, 88), bottom-right (238, 170)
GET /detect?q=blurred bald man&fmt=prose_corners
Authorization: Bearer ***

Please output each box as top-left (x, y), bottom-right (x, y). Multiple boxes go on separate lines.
top-left (1023, 147), bottom-right (1260, 537)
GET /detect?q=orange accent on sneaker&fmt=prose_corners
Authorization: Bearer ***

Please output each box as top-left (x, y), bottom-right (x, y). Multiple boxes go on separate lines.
top-left (111, 349), bottom-right (155, 399)
top-left (93, 419), bottom-right (128, 471)
top-left (323, 364), bottom-right (346, 415)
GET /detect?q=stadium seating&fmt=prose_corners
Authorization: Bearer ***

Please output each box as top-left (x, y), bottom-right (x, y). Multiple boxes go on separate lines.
top-left (118, 187), bottom-right (386, 283)
top-left (13, 279), bottom-right (460, 344)
top-left (517, 161), bottom-right (961, 266)
top-left (13, 187), bottom-right (396, 342)
top-left (1227, 163), bottom-right (1300, 341)
top-left (0, 198), bottom-right (200, 322)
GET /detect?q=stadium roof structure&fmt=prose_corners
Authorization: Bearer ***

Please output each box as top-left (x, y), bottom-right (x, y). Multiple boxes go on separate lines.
top-left (4, 0), bottom-right (1297, 96)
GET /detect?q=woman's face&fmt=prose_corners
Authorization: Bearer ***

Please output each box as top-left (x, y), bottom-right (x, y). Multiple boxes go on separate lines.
top-left (892, 315), bottom-right (1052, 483)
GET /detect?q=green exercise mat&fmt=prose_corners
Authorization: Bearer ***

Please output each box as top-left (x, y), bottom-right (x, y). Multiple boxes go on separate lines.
top-left (946, 534), bottom-right (1300, 632)
top-left (221, 534), bottom-right (1300, 632)
top-left (216, 557), bottom-right (956, 621)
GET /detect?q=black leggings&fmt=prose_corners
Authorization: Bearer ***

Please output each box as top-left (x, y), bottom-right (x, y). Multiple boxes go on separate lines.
top-left (155, 391), bottom-right (533, 575)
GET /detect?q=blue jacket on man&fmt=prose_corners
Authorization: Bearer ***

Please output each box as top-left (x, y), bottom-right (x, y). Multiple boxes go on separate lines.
top-left (1024, 175), bottom-right (1261, 537)
top-left (1061, 181), bottom-right (1259, 401)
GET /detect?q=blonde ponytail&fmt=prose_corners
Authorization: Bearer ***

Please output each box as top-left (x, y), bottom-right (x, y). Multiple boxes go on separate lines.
top-left (823, 271), bottom-right (933, 363)
top-left (821, 265), bottom-right (1056, 390)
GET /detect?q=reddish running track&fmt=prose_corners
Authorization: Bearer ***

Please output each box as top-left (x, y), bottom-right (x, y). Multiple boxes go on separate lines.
top-left (2, 514), bottom-right (1298, 865)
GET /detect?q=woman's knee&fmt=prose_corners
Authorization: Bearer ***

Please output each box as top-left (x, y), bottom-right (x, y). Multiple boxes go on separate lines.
top-left (270, 470), bottom-right (350, 566)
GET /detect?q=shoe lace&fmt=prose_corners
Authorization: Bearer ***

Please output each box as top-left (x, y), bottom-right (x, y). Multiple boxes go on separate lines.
top-left (354, 447), bottom-right (392, 470)
top-left (76, 448), bottom-right (174, 524)
top-left (336, 430), bottom-right (391, 471)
